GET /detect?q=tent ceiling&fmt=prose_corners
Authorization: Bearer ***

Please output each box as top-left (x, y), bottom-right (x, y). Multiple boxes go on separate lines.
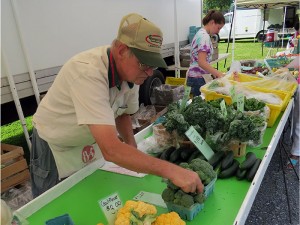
top-left (236, 0), bottom-right (299, 9)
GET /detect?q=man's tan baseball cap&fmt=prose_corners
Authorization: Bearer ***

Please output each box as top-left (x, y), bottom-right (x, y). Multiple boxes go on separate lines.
top-left (117, 13), bottom-right (167, 69)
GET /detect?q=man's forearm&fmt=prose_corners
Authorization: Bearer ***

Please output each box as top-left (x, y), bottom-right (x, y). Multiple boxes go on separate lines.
top-left (115, 114), bottom-right (137, 147)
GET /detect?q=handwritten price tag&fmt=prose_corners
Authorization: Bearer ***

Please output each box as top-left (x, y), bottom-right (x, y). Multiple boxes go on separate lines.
top-left (185, 126), bottom-right (214, 160)
top-left (180, 86), bottom-right (191, 112)
top-left (99, 193), bottom-right (122, 224)
top-left (220, 99), bottom-right (227, 117)
top-left (236, 94), bottom-right (244, 112)
top-left (229, 85), bottom-right (237, 103)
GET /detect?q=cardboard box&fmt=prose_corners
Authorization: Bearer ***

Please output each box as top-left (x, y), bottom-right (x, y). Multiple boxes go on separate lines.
top-left (1, 143), bottom-right (30, 193)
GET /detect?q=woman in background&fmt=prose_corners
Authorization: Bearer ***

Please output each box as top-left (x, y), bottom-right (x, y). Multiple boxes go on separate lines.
top-left (187, 10), bottom-right (225, 97)
top-left (287, 22), bottom-right (299, 49)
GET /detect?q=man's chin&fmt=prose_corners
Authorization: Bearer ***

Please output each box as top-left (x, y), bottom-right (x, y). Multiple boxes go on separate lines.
top-left (134, 79), bottom-right (146, 85)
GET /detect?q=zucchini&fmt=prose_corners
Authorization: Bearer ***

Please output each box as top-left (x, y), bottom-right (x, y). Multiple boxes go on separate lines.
top-left (240, 152), bottom-right (257, 170)
top-left (160, 147), bottom-right (176, 161)
top-left (180, 147), bottom-right (197, 161)
top-left (208, 151), bottom-right (225, 168)
top-left (236, 168), bottom-right (247, 180)
top-left (169, 147), bottom-right (183, 163)
top-left (246, 158), bottom-right (262, 181)
top-left (219, 159), bottom-right (240, 179)
top-left (221, 151), bottom-right (234, 170)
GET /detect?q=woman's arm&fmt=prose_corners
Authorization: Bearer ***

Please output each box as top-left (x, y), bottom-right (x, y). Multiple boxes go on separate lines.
top-left (198, 51), bottom-right (224, 78)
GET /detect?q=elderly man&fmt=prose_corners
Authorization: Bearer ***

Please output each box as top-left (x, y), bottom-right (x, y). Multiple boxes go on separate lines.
top-left (31, 13), bottom-right (203, 197)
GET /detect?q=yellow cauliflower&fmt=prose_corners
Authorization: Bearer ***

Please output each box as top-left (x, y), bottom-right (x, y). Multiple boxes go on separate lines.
top-left (152, 212), bottom-right (186, 225)
top-left (115, 200), bottom-right (157, 225)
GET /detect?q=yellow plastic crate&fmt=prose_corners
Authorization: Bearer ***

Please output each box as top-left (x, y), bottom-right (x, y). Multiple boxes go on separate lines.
top-left (228, 73), bottom-right (297, 109)
top-left (228, 73), bottom-right (262, 82)
top-left (201, 85), bottom-right (289, 127)
top-left (165, 77), bottom-right (186, 86)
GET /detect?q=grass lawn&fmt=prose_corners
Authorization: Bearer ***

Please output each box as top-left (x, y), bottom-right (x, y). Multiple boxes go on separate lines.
top-left (217, 39), bottom-right (286, 73)
top-left (0, 39), bottom-right (287, 159)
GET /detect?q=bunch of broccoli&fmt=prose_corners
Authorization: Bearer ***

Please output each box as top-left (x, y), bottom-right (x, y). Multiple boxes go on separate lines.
top-left (162, 185), bottom-right (205, 208)
top-left (161, 158), bottom-right (216, 208)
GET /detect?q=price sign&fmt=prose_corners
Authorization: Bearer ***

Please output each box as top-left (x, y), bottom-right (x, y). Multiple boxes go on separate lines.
top-left (133, 191), bottom-right (167, 208)
top-left (229, 85), bottom-right (237, 103)
top-left (236, 94), bottom-right (245, 112)
top-left (180, 86), bottom-right (191, 112)
top-left (220, 99), bottom-right (227, 117)
top-left (99, 193), bottom-right (122, 224)
top-left (185, 126), bottom-right (214, 160)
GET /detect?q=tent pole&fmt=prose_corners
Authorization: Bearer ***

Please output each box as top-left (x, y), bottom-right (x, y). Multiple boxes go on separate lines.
top-left (262, 4), bottom-right (267, 56)
top-left (282, 7), bottom-right (287, 48)
top-left (231, 0), bottom-right (238, 62)
top-left (10, 0), bottom-right (40, 105)
top-left (224, 7), bottom-right (235, 68)
top-left (2, 50), bottom-right (32, 151)
top-left (173, 0), bottom-right (181, 78)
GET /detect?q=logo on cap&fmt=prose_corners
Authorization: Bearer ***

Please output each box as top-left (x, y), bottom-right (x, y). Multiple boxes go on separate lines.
top-left (146, 35), bottom-right (163, 48)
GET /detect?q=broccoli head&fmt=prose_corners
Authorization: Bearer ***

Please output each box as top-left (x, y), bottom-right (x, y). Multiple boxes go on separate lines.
top-left (193, 193), bottom-right (206, 204)
top-left (180, 193), bottom-right (195, 208)
top-left (189, 158), bottom-right (217, 184)
top-left (161, 188), bottom-right (175, 203)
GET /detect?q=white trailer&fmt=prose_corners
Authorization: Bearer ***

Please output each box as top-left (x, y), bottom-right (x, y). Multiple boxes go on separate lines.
top-left (1, 0), bottom-right (202, 107)
top-left (219, 7), bottom-right (294, 41)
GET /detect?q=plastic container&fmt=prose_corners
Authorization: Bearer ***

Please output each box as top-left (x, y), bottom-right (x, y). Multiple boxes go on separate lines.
top-left (227, 73), bottom-right (296, 110)
top-left (165, 77), bottom-right (186, 86)
top-left (45, 214), bottom-right (74, 225)
top-left (265, 29), bottom-right (275, 42)
top-left (201, 85), bottom-right (289, 127)
top-left (204, 177), bottom-right (217, 198)
top-left (165, 202), bottom-right (204, 221)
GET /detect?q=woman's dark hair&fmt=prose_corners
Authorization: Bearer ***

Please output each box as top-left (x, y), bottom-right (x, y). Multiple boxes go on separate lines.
top-left (202, 10), bottom-right (225, 25)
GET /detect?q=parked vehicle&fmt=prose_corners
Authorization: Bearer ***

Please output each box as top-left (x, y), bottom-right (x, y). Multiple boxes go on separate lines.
top-left (218, 7), bottom-right (296, 41)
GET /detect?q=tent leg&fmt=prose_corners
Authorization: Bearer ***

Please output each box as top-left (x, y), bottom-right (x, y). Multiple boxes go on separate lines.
top-left (2, 50), bottom-right (32, 151)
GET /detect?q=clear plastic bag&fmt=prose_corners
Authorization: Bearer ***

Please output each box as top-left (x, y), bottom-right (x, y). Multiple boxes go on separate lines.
top-left (151, 84), bottom-right (185, 106)
top-left (241, 68), bottom-right (297, 94)
top-left (152, 123), bottom-right (175, 150)
top-left (203, 77), bottom-right (283, 105)
top-left (1, 181), bottom-right (33, 211)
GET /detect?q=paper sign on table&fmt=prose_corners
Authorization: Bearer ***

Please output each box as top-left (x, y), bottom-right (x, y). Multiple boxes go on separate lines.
top-left (185, 126), bottom-right (214, 160)
top-left (98, 193), bottom-right (122, 225)
top-left (99, 161), bottom-right (147, 177)
top-left (133, 191), bottom-right (167, 208)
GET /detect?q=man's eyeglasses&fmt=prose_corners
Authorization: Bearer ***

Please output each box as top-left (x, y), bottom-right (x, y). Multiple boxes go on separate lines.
top-left (138, 62), bottom-right (158, 71)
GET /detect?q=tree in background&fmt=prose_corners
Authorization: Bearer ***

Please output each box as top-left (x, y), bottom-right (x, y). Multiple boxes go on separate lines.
top-left (203, 0), bottom-right (232, 13)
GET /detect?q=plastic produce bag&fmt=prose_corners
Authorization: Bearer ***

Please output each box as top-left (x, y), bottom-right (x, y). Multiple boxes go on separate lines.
top-left (131, 104), bottom-right (156, 129)
top-left (240, 68), bottom-right (298, 94)
top-left (152, 123), bottom-right (175, 150)
top-left (151, 84), bottom-right (185, 106)
top-left (203, 77), bottom-right (283, 105)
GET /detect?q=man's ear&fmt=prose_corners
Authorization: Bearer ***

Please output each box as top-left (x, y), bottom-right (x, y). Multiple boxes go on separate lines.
top-left (117, 44), bottom-right (129, 58)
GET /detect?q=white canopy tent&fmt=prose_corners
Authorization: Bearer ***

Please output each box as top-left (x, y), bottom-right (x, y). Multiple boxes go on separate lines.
top-left (236, 0), bottom-right (299, 9)
top-left (228, 0), bottom-right (299, 60)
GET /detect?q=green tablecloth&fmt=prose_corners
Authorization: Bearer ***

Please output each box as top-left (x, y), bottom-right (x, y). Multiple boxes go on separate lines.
top-left (26, 114), bottom-right (282, 225)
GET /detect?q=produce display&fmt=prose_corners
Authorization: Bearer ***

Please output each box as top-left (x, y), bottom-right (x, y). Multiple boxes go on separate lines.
top-left (162, 97), bottom-right (267, 151)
